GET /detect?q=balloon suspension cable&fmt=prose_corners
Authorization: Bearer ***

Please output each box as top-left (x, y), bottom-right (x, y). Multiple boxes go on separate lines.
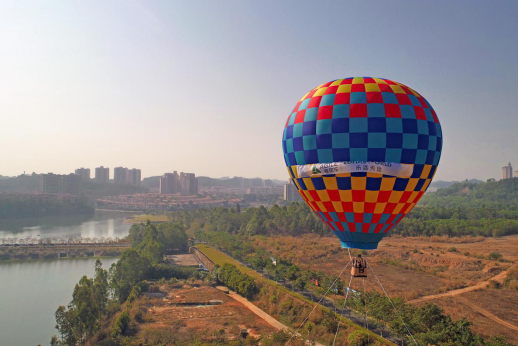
top-left (363, 276), bottom-right (370, 344)
top-left (287, 257), bottom-right (352, 345)
top-left (332, 263), bottom-right (354, 346)
top-left (367, 259), bottom-right (419, 346)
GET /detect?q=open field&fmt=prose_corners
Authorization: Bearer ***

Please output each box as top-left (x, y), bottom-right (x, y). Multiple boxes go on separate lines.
top-left (124, 214), bottom-right (170, 224)
top-left (139, 284), bottom-right (276, 343)
top-left (253, 234), bottom-right (518, 343)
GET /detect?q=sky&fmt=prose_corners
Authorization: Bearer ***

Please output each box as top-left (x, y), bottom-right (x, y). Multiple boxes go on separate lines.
top-left (1, 1), bottom-right (517, 181)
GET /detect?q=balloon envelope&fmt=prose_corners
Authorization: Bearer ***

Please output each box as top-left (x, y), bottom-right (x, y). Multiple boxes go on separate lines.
top-left (282, 77), bottom-right (442, 249)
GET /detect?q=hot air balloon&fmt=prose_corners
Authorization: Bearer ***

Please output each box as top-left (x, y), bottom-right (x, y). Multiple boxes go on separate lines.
top-left (282, 77), bottom-right (442, 250)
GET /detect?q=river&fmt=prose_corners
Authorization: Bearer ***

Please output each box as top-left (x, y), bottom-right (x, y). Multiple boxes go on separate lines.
top-left (0, 212), bottom-right (132, 345)
top-left (0, 210), bottom-right (133, 242)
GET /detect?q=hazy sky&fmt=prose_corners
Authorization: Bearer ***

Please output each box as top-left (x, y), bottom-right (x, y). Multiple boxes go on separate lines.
top-left (1, 1), bottom-right (517, 181)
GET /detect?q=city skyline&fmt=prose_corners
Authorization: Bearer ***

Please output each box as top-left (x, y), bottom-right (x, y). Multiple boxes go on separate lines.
top-left (1, 1), bottom-right (518, 181)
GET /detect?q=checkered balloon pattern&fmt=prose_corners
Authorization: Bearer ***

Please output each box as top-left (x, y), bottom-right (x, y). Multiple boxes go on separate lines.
top-left (282, 77), bottom-right (442, 249)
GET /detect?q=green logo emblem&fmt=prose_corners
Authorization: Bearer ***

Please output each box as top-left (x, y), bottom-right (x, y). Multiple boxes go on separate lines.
top-left (312, 165), bottom-right (321, 175)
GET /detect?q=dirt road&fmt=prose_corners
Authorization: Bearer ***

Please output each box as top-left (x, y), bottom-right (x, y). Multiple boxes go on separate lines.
top-left (456, 297), bottom-right (518, 333)
top-left (228, 291), bottom-right (325, 346)
top-left (408, 267), bottom-right (511, 304)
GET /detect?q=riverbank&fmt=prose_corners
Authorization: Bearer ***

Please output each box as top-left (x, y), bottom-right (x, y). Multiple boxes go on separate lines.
top-left (0, 243), bottom-right (130, 261)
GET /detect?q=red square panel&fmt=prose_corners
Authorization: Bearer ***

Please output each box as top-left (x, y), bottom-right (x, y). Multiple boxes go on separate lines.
top-left (342, 202), bottom-right (354, 213)
top-left (334, 93), bottom-right (351, 105)
top-left (294, 110), bottom-right (306, 124)
top-left (340, 79), bottom-right (353, 85)
top-left (364, 202), bottom-right (376, 213)
top-left (352, 189), bottom-right (365, 201)
top-left (432, 110), bottom-right (439, 123)
top-left (307, 96), bottom-right (322, 108)
top-left (347, 222), bottom-right (357, 232)
top-left (384, 79), bottom-right (397, 85)
top-left (292, 101), bottom-right (302, 113)
top-left (354, 213), bottom-right (363, 223)
top-left (317, 105), bottom-right (333, 120)
top-left (350, 104), bottom-right (368, 118)
top-left (324, 85), bottom-right (339, 95)
top-left (362, 224), bottom-right (370, 233)
top-left (396, 94), bottom-right (411, 105)
top-left (351, 84), bottom-right (366, 92)
top-left (374, 224), bottom-right (384, 233)
top-left (304, 89), bottom-right (317, 100)
top-left (418, 98), bottom-right (429, 108)
top-left (335, 222), bottom-right (345, 231)
top-left (367, 92), bottom-right (383, 103)
top-left (378, 83), bottom-right (392, 92)
top-left (384, 203), bottom-right (396, 214)
top-left (363, 77), bottom-right (375, 83)
top-left (384, 104), bottom-right (401, 118)
top-left (414, 106), bottom-right (427, 120)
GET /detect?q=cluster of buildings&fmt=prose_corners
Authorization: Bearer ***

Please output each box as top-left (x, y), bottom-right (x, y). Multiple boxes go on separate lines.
top-left (159, 172), bottom-right (198, 195)
top-left (41, 173), bottom-right (82, 195)
top-left (75, 166), bottom-right (142, 186)
top-left (501, 162), bottom-right (518, 179)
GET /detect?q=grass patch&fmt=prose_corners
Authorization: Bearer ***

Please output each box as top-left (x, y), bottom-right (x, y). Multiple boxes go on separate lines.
top-left (124, 214), bottom-right (170, 224)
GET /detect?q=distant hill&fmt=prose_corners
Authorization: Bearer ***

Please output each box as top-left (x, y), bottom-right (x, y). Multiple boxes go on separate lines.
top-left (421, 177), bottom-right (518, 208)
top-left (430, 179), bottom-right (483, 189)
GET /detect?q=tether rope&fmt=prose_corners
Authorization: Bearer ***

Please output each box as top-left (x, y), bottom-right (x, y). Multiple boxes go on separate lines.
top-left (287, 255), bottom-right (352, 345)
top-left (367, 259), bottom-right (419, 346)
top-left (332, 270), bottom-right (353, 346)
top-left (362, 276), bottom-right (370, 344)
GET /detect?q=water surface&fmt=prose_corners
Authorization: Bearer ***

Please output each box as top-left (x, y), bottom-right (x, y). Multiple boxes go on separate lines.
top-left (0, 257), bottom-right (119, 346)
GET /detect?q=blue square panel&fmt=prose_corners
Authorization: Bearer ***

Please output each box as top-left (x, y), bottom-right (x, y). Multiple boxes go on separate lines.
top-left (349, 118), bottom-right (368, 133)
top-left (332, 133), bottom-right (349, 148)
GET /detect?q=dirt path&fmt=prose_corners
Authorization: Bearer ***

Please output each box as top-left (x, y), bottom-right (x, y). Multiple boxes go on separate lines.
top-left (408, 267), bottom-right (511, 304)
top-left (228, 291), bottom-right (325, 346)
top-left (456, 297), bottom-right (518, 333)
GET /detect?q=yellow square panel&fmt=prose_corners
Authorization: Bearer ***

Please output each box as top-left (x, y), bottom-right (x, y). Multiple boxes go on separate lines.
top-left (405, 178), bottom-right (419, 191)
top-left (420, 165), bottom-right (432, 179)
top-left (408, 88), bottom-right (421, 97)
top-left (380, 177), bottom-right (396, 191)
top-left (351, 177), bottom-right (367, 190)
top-left (315, 201), bottom-right (327, 212)
top-left (388, 191), bottom-right (404, 203)
top-left (393, 203), bottom-right (405, 214)
top-left (339, 190), bottom-right (352, 202)
top-left (373, 78), bottom-right (387, 84)
top-left (421, 179), bottom-right (432, 191)
top-left (352, 77), bottom-right (364, 84)
top-left (323, 176), bottom-right (338, 190)
top-left (332, 201), bottom-right (344, 213)
top-left (303, 178), bottom-right (315, 190)
top-left (317, 190), bottom-right (331, 202)
top-left (365, 190), bottom-right (379, 203)
top-left (330, 79), bottom-right (344, 86)
top-left (353, 202), bottom-right (364, 213)
top-left (407, 191), bottom-right (420, 203)
top-left (337, 84), bottom-right (352, 94)
top-left (303, 190), bottom-right (314, 201)
top-left (313, 87), bottom-right (328, 97)
top-left (374, 203), bottom-right (386, 214)
top-left (365, 83), bottom-right (381, 92)
top-left (390, 85), bottom-right (405, 94)
top-left (292, 180), bottom-right (302, 190)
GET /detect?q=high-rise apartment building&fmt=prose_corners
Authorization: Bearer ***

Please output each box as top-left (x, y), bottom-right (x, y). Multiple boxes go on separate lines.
top-left (502, 162), bottom-right (513, 179)
top-left (41, 173), bottom-right (81, 195)
top-left (114, 167), bottom-right (129, 184)
top-left (128, 169), bottom-right (141, 187)
top-left (114, 167), bottom-right (141, 186)
top-left (95, 166), bottom-right (110, 183)
top-left (179, 172), bottom-right (198, 195)
top-left (284, 180), bottom-right (303, 202)
top-left (74, 168), bottom-right (90, 181)
top-left (160, 171), bottom-right (198, 195)
top-left (160, 172), bottom-right (179, 194)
